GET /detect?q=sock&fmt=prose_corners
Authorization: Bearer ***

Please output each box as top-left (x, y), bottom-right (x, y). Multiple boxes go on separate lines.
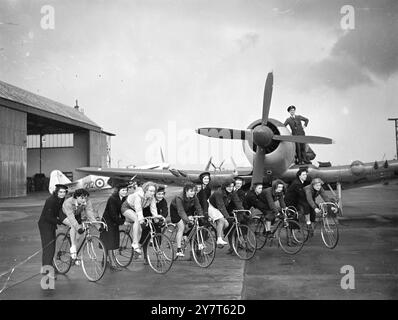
top-left (306, 221), bottom-right (311, 225)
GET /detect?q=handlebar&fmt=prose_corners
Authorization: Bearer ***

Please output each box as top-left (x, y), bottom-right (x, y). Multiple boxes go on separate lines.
top-left (82, 220), bottom-right (108, 231)
top-left (232, 210), bottom-right (251, 215)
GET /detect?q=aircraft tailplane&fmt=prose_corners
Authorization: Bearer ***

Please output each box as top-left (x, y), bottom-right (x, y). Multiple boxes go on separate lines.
top-left (49, 170), bottom-right (72, 194)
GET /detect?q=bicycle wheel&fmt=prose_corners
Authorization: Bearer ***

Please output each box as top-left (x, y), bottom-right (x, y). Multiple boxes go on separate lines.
top-left (232, 225), bottom-right (257, 260)
top-left (53, 233), bottom-right (72, 274)
top-left (163, 223), bottom-right (179, 260)
top-left (248, 217), bottom-right (267, 249)
top-left (191, 227), bottom-right (216, 268)
top-left (114, 230), bottom-right (133, 267)
top-left (146, 233), bottom-right (174, 274)
top-left (321, 216), bottom-right (339, 249)
top-left (278, 220), bottom-right (305, 254)
top-left (81, 236), bottom-right (107, 282)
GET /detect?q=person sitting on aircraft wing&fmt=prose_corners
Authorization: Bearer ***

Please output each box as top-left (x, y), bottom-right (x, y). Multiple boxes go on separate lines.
top-left (99, 182), bottom-right (129, 269)
top-left (259, 179), bottom-right (287, 236)
top-left (60, 188), bottom-right (98, 263)
top-left (169, 183), bottom-right (204, 257)
top-left (285, 168), bottom-right (310, 219)
top-left (121, 182), bottom-right (163, 255)
top-left (208, 179), bottom-right (245, 247)
top-left (197, 172), bottom-right (212, 225)
top-left (303, 178), bottom-right (338, 237)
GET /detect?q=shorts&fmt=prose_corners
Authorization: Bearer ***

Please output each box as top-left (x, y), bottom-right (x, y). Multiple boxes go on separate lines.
top-left (208, 202), bottom-right (225, 222)
top-left (59, 211), bottom-right (82, 225)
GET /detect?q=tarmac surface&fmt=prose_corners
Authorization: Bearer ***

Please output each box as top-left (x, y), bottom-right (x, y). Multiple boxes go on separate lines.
top-left (0, 182), bottom-right (397, 300)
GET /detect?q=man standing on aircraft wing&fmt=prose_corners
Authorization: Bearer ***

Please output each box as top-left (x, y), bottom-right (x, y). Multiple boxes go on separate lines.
top-left (284, 105), bottom-right (311, 165)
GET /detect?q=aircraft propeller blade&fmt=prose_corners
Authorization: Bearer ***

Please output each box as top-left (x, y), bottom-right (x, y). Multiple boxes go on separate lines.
top-left (196, 128), bottom-right (251, 140)
top-left (251, 147), bottom-right (266, 186)
top-left (273, 135), bottom-right (334, 144)
top-left (262, 72), bottom-right (273, 125)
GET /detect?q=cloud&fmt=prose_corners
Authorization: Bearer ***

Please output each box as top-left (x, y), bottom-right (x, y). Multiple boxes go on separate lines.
top-left (331, 13), bottom-right (398, 79)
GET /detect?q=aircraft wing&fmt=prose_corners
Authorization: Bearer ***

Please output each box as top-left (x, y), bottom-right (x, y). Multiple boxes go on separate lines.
top-left (76, 167), bottom-right (241, 187)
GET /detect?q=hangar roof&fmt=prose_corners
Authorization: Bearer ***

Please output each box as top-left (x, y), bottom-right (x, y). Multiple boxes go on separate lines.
top-left (0, 80), bottom-right (113, 135)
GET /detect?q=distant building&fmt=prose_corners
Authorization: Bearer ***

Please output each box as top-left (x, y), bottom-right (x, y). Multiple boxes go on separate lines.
top-left (0, 80), bottom-right (114, 198)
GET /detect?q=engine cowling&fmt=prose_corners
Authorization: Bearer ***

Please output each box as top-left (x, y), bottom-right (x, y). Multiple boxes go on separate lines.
top-left (242, 118), bottom-right (295, 177)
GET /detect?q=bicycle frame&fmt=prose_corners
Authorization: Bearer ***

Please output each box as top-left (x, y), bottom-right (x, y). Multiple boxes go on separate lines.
top-left (62, 220), bottom-right (107, 257)
top-left (224, 210), bottom-right (251, 239)
top-left (172, 215), bottom-right (206, 252)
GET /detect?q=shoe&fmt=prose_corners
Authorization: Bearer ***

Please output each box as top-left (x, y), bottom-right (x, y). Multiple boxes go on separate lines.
top-left (217, 238), bottom-right (228, 246)
top-left (304, 160), bottom-right (312, 164)
top-left (226, 248), bottom-right (234, 255)
top-left (176, 249), bottom-right (184, 257)
top-left (132, 244), bottom-right (142, 255)
top-left (265, 231), bottom-right (272, 238)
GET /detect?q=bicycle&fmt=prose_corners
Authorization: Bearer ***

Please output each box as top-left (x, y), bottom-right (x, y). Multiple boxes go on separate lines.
top-left (164, 215), bottom-right (216, 268)
top-left (53, 220), bottom-right (108, 282)
top-left (223, 210), bottom-right (257, 260)
top-left (248, 207), bottom-right (306, 254)
top-left (307, 202), bottom-right (339, 249)
top-left (115, 216), bottom-right (174, 273)
top-left (141, 216), bottom-right (174, 274)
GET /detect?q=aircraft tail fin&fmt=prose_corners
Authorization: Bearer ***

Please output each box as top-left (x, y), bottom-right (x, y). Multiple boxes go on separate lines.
top-left (49, 170), bottom-right (71, 194)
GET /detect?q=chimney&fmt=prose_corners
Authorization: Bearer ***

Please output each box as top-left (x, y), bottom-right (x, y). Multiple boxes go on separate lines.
top-left (74, 99), bottom-right (79, 110)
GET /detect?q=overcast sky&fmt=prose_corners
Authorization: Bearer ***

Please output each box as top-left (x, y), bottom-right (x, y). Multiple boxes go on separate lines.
top-left (1, 0), bottom-right (397, 169)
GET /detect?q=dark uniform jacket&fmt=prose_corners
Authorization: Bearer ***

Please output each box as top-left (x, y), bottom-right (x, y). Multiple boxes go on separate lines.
top-left (209, 189), bottom-right (244, 219)
top-left (38, 194), bottom-right (64, 228)
top-left (304, 185), bottom-right (331, 210)
top-left (170, 193), bottom-right (204, 223)
top-left (285, 178), bottom-right (310, 207)
top-left (244, 190), bottom-right (267, 212)
top-left (284, 115), bottom-right (309, 135)
top-left (156, 198), bottom-right (168, 218)
top-left (197, 185), bottom-right (211, 215)
top-left (100, 193), bottom-right (127, 251)
top-left (259, 186), bottom-right (287, 214)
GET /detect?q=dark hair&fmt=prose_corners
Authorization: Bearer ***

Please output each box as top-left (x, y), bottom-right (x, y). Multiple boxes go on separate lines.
top-left (199, 172), bottom-right (211, 183)
top-left (296, 168), bottom-right (308, 178)
top-left (52, 184), bottom-right (68, 197)
top-left (287, 105), bottom-right (296, 112)
top-left (183, 182), bottom-right (196, 194)
top-left (73, 188), bottom-right (90, 198)
top-left (156, 185), bottom-right (166, 193)
top-left (221, 178), bottom-right (235, 189)
top-left (251, 182), bottom-right (263, 190)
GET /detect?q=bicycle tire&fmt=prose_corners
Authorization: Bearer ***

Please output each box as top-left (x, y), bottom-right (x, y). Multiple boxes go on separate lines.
top-left (146, 233), bottom-right (174, 274)
top-left (278, 220), bottom-right (305, 255)
top-left (232, 224), bottom-right (257, 260)
top-left (191, 227), bottom-right (216, 268)
top-left (53, 233), bottom-right (72, 274)
top-left (248, 217), bottom-right (267, 249)
top-left (81, 236), bottom-right (107, 282)
top-left (321, 216), bottom-right (339, 249)
top-left (114, 230), bottom-right (134, 267)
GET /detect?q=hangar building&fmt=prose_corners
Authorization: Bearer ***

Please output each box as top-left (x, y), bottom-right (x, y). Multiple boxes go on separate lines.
top-left (0, 80), bottom-right (114, 198)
